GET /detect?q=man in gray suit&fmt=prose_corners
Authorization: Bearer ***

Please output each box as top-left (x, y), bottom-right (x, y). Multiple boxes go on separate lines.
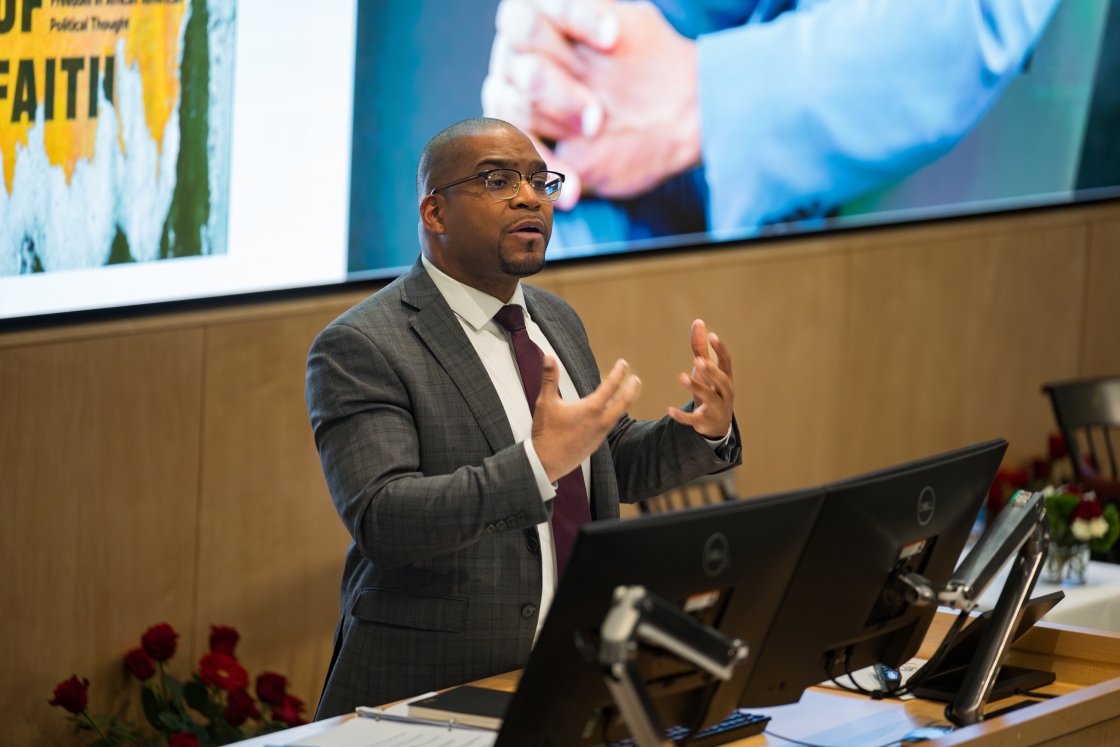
top-left (306, 117), bottom-right (741, 718)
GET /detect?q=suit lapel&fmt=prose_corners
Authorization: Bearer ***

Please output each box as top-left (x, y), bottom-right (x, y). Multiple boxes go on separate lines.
top-left (401, 261), bottom-right (516, 454)
top-left (523, 288), bottom-right (595, 398)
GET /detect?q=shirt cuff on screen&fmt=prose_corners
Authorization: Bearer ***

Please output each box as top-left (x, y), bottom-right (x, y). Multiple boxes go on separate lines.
top-left (524, 439), bottom-right (558, 503)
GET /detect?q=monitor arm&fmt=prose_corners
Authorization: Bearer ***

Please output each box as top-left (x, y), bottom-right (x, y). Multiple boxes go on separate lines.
top-left (597, 586), bottom-right (750, 747)
top-left (896, 490), bottom-right (1050, 726)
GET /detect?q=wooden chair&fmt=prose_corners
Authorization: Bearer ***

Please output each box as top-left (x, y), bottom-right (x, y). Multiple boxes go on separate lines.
top-left (637, 472), bottom-right (738, 514)
top-left (1042, 376), bottom-right (1120, 503)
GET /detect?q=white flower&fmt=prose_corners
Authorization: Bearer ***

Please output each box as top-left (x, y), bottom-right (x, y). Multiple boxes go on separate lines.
top-left (1042, 485), bottom-right (1057, 497)
top-left (1071, 519), bottom-right (1094, 542)
top-left (1090, 516), bottom-right (1110, 539)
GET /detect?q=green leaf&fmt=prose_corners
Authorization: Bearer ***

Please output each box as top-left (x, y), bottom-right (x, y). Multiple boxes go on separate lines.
top-left (1046, 509), bottom-right (1072, 546)
top-left (183, 681), bottom-right (212, 714)
top-left (159, 712), bottom-right (185, 732)
top-left (186, 718), bottom-right (212, 747)
top-left (142, 687), bottom-right (168, 732)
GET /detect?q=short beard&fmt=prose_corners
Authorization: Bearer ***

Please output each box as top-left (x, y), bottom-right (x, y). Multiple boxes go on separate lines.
top-left (498, 245), bottom-right (546, 277)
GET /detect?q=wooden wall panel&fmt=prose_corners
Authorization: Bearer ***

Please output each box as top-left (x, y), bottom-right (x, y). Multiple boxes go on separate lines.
top-left (2, 201), bottom-right (1119, 745)
top-left (1081, 217), bottom-right (1120, 378)
top-left (0, 331), bottom-right (205, 747)
top-left (193, 313), bottom-right (354, 715)
top-left (838, 220), bottom-right (1088, 475)
top-left (545, 243), bottom-right (848, 497)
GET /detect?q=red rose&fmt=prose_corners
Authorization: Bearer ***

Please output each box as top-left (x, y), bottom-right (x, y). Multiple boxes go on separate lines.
top-left (223, 687), bottom-right (261, 727)
top-left (141, 623), bottom-right (179, 662)
top-left (1005, 468), bottom-right (1029, 487)
top-left (255, 672), bottom-right (288, 706)
top-left (272, 694), bottom-right (306, 726)
top-left (169, 734), bottom-right (200, 747)
top-left (209, 625), bottom-right (240, 657)
top-left (125, 647), bottom-right (156, 681)
top-left (1072, 498), bottom-right (1104, 521)
top-left (198, 652), bottom-right (249, 691)
top-left (1029, 458), bottom-right (1050, 481)
top-left (48, 675), bottom-right (89, 714)
top-left (1049, 433), bottom-right (1068, 461)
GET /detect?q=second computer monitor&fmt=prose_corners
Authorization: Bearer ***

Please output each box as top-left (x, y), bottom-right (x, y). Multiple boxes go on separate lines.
top-left (739, 438), bottom-right (1008, 707)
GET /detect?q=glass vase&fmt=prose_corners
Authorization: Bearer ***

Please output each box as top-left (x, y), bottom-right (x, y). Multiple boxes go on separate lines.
top-left (1044, 544), bottom-right (1090, 586)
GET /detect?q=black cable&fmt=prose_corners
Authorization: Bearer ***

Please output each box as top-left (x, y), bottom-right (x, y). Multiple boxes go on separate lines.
top-left (895, 608), bottom-right (971, 698)
top-left (1014, 688), bottom-right (1058, 699)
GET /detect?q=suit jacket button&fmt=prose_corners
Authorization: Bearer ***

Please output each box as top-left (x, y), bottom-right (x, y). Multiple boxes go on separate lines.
top-left (521, 604), bottom-right (537, 619)
top-left (526, 536), bottom-right (539, 552)
top-left (517, 512), bottom-right (527, 522)
top-left (486, 524), bottom-right (496, 534)
top-left (507, 515), bottom-right (517, 527)
top-left (496, 520), bottom-right (506, 531)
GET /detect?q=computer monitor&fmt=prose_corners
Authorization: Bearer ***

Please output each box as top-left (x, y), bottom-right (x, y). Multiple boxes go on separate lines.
top-left (494, 487), bottom-right (827, 747)
top-left (739, 438), bottom-right (1008, 707)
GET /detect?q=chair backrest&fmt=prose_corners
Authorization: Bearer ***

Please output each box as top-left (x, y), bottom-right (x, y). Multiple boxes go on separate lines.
top-left (1043, 376), bottom-right (1120, 482)
top-left (637, 471), bottom-right (738, 514)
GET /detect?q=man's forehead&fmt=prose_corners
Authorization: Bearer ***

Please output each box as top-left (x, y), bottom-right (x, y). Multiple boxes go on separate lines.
top-left (460, 130), bottom-right (545, 170)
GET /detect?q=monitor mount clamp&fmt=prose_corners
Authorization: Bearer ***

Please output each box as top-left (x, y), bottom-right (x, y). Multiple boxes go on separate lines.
top-left (896, 489), bottom-right (1050, 726)
top-left (596, 585), bottom-right (749, 747)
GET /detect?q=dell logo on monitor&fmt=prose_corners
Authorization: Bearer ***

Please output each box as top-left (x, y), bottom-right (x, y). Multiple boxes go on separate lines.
top-left (703, 533), bottom-right (731, 577)
top-left (917, 486), bottom-right (936, 526)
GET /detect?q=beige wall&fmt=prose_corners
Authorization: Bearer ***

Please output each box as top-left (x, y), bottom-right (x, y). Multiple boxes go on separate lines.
top-left (2, 202), bottom-right (1118, 745)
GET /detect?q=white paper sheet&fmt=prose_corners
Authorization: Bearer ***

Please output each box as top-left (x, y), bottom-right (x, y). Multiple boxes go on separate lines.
top-left (286, 716), bottom-right (497, 747)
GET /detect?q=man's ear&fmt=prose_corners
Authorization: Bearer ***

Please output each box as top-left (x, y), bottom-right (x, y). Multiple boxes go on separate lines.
top-left (419, 194), bottom-right (446, 235)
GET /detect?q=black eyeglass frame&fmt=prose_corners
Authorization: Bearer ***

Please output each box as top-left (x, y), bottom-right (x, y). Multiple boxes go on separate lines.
top-left (428, 169), bottom-right (566, 201)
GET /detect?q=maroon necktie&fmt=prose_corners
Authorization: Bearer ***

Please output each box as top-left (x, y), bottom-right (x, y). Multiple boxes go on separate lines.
top-left (492, 304), bottom-right (592, 574)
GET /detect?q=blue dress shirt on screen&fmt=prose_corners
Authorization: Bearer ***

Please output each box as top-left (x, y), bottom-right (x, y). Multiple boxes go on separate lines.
top-left (551, 0), bottom-right (1062, 251)
top-left (695, 0), bottom-right (1063, 236)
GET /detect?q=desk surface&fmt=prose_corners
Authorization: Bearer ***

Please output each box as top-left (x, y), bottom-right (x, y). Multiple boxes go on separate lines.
top-left (242, 612), bottom-right (1120, 747)
top-left (976, 560), bottom-right (1120, 634)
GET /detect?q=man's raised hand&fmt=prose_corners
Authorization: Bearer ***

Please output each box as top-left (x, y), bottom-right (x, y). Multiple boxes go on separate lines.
top-left (531, 356), bottom-right (640, 482)
top-left (668, 320), bottom-right (735, 439)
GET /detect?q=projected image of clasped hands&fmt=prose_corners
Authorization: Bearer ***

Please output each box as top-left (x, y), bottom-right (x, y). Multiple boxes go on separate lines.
top-left (483, 0), bottom-right (696, 211)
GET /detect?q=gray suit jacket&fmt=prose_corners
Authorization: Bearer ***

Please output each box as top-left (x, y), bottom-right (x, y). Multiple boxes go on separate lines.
top-left (306, 259), bottom-right (742, 718)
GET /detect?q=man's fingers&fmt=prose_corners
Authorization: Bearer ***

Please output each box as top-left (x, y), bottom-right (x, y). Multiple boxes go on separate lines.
top-left (603, 374), bottom-right (641, 423)
top-left (497, 0), bottom-right (584, 71)
top-left (709, 332), bottom-right (733, 379)
top-left (588, 359), bottom-right (628, 407)
top-left (530, 0), bottom-right (620, 52)
top-left (537, 355), bottom-right (562, 407)
top-left (482, 73), bottom-right (579, 142)
top-left (694, 357), bottom-right (731, 399)
top-left (506, 52), bottom-right (604, 138)
top-left (667, 405), bottom-right (703, 427)
top-left (679, 371), bottom-right (719, 407)
top-left (690, 319), bottom-right (710, 361)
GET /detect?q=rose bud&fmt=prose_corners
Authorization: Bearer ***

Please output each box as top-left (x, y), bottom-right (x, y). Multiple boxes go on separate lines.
top-left (48, 676), bottom-right (90, 714)
top-left (223, 687), bottom-right (260, 727)
top-left (1049, 432), bottom-right (1068, 461)
top-left (255, 672), bottom-right (288, 706)
top-left (141, 623), bottom-right (179, 662)
top-left (272, 694), bottom-right (306, 726)
top-left (125, 647), bottom-right (156, 681)
top-left (209, 625), bottom-right (240, 657)
top-left (169, 733), bottom-right (200, 747)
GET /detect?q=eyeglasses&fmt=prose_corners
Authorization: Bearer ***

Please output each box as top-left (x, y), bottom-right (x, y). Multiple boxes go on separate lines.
top-left (429, 169), bottom-right (565, 201)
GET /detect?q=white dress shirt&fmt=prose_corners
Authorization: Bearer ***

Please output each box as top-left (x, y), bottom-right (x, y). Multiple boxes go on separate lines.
top-left (421, 256), bottom-right (731, 639)
top-left (423, 256), bottom-right (589, 637)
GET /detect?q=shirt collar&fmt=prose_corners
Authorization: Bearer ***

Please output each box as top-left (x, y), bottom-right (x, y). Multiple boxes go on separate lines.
top-left (421, 254), bottom-right (528, 332)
